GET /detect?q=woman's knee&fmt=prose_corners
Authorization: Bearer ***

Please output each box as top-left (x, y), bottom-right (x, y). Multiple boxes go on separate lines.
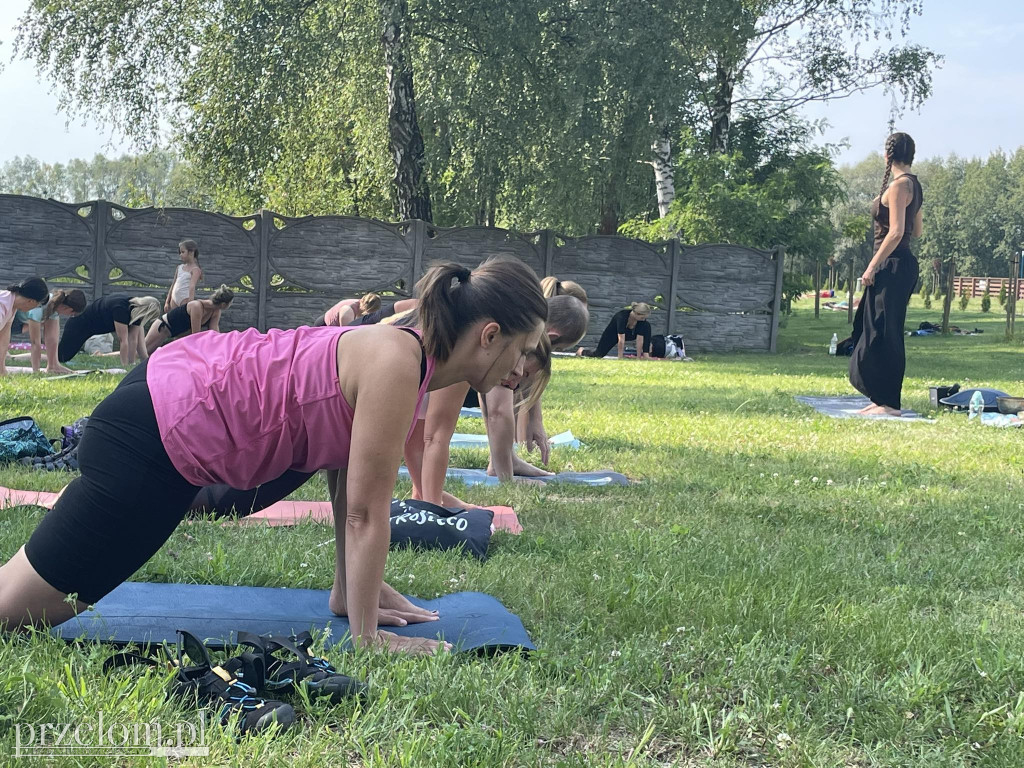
top-left (0, 547), bottom-right (82, 630)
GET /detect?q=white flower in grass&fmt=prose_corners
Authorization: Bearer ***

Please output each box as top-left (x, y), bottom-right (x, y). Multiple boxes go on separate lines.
top-left (879, 481), bottom-right (887, 487)
top-left (407, 574), bottom-right (415, 583)
top-left (300, 562), bottom-right (308, 568)
top-left (676, 626), bottom-right (686, 633)
top-left (593, 573), bottom-right (601, 581)
top-left (772, 472), bottom-right (779, 478)
top-left (609, 649), bottom-right (621, 658)
top-left (793, 479), bottom-right (800, 486)
top-left (826, 479), bottom-right (834, 486)
top-left (811, 477), bottom-right (818, 483)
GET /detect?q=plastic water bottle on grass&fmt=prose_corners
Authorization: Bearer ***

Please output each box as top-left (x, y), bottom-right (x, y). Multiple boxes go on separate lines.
top-left (829, 333), bottom-right (838, 356)
top-left (968, 390), bottom-right (985, 421)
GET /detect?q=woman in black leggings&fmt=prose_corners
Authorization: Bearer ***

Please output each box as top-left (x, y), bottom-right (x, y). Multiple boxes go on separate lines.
top-left (57, 294), bottom-right (162, 366)
top-left (578, 302), bottom-right (653, 359)
top-left (145, 285), bottom-right (233, 354)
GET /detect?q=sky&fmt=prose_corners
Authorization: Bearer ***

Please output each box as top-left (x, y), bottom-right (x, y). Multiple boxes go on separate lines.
top-left (0, 0), bottom-right (1022, 169)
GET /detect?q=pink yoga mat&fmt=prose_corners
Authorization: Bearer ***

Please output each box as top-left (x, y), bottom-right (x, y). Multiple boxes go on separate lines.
top-left (0, 486), bottom-right (522, 534)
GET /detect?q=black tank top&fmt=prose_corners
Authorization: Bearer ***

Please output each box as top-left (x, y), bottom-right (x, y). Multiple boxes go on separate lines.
top-left (872, 173), bottom-right (923, 255)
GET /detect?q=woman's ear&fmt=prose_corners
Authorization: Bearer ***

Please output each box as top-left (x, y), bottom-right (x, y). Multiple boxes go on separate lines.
top-left (479, 321), bottom-right (501, 348)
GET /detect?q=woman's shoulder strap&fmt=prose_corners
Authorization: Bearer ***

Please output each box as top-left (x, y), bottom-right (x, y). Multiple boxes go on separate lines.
top-left (396, 326), bottom-right (427, 385)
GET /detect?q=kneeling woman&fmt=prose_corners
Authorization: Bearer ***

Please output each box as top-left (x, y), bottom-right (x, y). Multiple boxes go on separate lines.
top-left (0, 259), bottom-right (547, 656)
top-left (145, 285), bottom-right (234, 354)
top-left (314, 292), bottom-right (383, 327)
top-left (578, 302), bottom-right (653, 360)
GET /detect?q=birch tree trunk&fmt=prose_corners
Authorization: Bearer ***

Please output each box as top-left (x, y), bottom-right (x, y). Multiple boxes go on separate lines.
top-left (380, 0), bottom-right (432, 222)
top-left (650, 136), bottom-right (675, 218)
top-left (709, 61), bottom-right (735, 154)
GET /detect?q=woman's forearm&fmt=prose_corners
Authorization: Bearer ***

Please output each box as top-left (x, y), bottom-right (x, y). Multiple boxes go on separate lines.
top-left (484, 390), bottom-right (517, 481)
top-left (345, 507), bottom-right (390, 648)
top-left (869, 232), bottom-right (904, 270)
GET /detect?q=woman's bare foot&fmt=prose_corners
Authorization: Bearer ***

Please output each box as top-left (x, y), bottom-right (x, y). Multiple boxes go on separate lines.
top-left (46, 364), bottom-right (74, 375)
top-left (486, 455), bottom-right (553, 478)
top-left (860, 404), bottom-right (901, 417)
top-left (440, 490), bottom-right (471, 508)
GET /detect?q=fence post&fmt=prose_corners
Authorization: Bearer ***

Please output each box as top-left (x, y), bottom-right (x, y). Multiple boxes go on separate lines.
top-left (410, 219), bottom-right (426, 289)
top-left (257, 209), bottom-right (271, 332)
top-left (541, 230), bottom-right (555, 278)
top-left (665, 238), bottom-right (680, 336)
top-left (92, 199), bottom-right (109, 300)
top-left (769, 244), bottom-right (785, 353)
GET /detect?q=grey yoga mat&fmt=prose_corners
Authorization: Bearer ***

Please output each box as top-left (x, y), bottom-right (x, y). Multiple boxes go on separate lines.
top-left (398, 466), bottom-right (630, 486)
top-left (794, 395), bottom-right (934, 422)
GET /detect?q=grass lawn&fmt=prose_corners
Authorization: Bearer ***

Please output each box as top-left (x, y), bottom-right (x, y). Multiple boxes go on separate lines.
top-left (2, 298), bottom-right (1024, 766)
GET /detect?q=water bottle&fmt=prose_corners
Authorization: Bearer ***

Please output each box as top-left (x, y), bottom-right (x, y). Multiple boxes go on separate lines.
top-left (968, 390), bottom-right (985, 421)
top-left (829, 333), bottom-right (838, 356)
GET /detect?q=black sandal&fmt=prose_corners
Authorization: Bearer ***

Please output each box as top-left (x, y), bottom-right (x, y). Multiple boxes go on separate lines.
top-left (104, 630), bottom-right (295, 735)
top-left (240, 631), bottom-right (367, 704)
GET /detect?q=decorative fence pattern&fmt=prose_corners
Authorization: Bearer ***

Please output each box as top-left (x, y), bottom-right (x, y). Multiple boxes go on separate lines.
top-left (0, 195), bottom-right (785, 352)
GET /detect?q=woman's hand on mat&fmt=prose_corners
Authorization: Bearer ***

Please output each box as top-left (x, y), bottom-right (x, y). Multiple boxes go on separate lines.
top-left (373, 630), bottom-right (452, 656)
top-left (330, 581), bottom-right (439, 626)
top-left (378, 581), bottom-right (440, 625)
top-left (522, 426), bottom-right (550, 465)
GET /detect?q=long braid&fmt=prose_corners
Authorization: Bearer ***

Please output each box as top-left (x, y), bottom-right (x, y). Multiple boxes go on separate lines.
top-left (879, 132), bottom-right (916, 203)
top-left (879, 134), bottom-right (897, 202)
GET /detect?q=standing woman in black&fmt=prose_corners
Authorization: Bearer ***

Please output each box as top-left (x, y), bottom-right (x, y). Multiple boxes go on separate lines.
top-left (849, 132), bottom-right (924, 416)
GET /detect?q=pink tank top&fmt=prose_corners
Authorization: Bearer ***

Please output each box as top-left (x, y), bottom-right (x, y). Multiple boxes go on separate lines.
top-left (147, 325), bottom-right (434, 489)
top-left (323, 299), bottom-right (358, 327)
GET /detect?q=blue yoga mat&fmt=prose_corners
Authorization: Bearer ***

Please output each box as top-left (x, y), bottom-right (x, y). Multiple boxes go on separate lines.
top-left (449, 430), bottom-right (581, 450)
top-left (794, 395), bottom-right (933, 422)
top-left (52, 583), bottom-right (535, 654)
top-left (399, 466), bottom-right (629, 486)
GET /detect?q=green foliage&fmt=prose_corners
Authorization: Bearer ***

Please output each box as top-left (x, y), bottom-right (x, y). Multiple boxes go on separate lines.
top-left (981, 291), bottom-right (992, 313)
top-left (622, 120), bottom-right (844, 256)
top-left (0, 151), bottom-right (210, 208)
top-left (999, 282), bottom-right (1008, 307)
top-left (781, 272), bottom-right (813, 315)
top-left (12, 0), bottom-right (937, 234)
top-left (959, 287), bottom-right (969, 311)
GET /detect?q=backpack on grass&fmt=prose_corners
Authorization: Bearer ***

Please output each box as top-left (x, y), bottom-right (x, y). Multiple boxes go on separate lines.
top-left (0, 416), bottom-right (55, 463)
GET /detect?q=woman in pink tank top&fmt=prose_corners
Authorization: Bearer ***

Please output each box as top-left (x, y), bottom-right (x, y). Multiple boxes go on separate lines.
top-left (1, 258), bottom-right (548, 658)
